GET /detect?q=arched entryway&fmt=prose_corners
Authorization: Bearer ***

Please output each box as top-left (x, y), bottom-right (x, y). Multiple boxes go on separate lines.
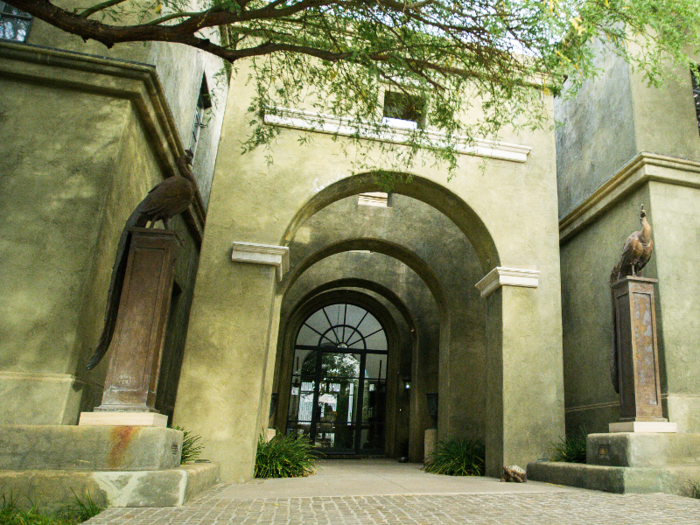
top-left (287, 302), bottom-right (388, 455)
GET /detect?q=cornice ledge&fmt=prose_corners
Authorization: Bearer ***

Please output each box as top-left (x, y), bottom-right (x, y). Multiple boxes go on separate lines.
top-left (475, 267), bottom-right (540, 298)
top-left (559, 152), bottom-right (700, 244)
top-left (264, 106), bottom-right (532, 163)
top-left (0, 42), bottom-right (205, 245)
top-left (231, 242), bottom-right (290, 281)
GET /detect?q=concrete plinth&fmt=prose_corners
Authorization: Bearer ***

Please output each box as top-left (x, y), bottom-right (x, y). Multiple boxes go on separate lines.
top-left (0, 425), bottom-right (182, 471)
top-left (609, 421), bottom-right (677, 433)
top-left (0, 425), bottom-right (219, 510)
top-left (0, 463), bottom-right (219, 511)
top-left (424, 429), bottom-right (437, 462)
top-left (527, 432), bottom-right (700, 495)
top-left (587, 432), bottom-right (700, 467)
top-left (527, 461), bottom-right (700, 495)
top-left (79, 411), bottom-right (168, 427)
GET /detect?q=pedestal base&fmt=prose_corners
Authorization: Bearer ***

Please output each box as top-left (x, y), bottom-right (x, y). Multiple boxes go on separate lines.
top-left (609, 421), bottom-right (677, 433)
top-left (79, 411), bottom-right (168, 427)
top-left (424, 428), bottom-right (437, 462)
top-left (527, 431), bottom-right (700, 496)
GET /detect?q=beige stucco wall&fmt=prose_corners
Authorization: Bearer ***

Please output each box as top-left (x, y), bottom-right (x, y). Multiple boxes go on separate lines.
top-left (25, 0), bottom-right (228, 208)
top-left (174, 60), bottom-right (564, 481)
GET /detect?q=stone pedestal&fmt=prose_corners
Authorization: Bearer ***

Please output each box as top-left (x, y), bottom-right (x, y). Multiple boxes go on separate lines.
top-left (0, 424), bottom-right (220, 509)
top-left (610, 276), bottom-right (667, 430)
top-left (424, 428), bottom-right (437, 462)
top-left (94, 228), bottom-right (181, 415)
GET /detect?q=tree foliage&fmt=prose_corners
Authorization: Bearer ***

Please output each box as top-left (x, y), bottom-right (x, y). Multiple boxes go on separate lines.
top-left (8, 0), bottom-right (700, 175)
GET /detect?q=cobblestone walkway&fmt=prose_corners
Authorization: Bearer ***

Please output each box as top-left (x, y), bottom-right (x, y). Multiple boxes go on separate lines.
top-left (87, 485), bottom-right (700, 524)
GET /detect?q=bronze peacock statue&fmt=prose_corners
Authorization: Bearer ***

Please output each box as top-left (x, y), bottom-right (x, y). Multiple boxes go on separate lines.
top-left (86, 150), bottom-right (197, 370)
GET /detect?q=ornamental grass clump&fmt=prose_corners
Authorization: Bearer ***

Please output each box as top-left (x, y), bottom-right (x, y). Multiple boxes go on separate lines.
top-left (1, 491), bottom-right (103, 525)
top-left (423, 438), bottom-right (485, 476)
top-left (687, 479), bottom-right (700, 499)
top-left (551, 428), bottom-right (587, 464)
top-left (172, 426), bottom-right (204, 464)
top-left (255, 433), bottom-right (317, 479)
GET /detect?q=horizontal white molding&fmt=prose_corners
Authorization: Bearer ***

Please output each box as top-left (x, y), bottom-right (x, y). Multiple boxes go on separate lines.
top-left (560, 152), bottom-right (700, 243)
top-left (231, 242), bottom-right (290, 281)
top-left (475, 267), bottom-right (540, 298)
top-left (264, 107), bottom-right (532, 163)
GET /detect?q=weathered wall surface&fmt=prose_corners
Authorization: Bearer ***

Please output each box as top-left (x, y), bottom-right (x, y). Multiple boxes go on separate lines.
top-left (175, 59), bottom-right (564, 481)
top-left (555, 41), bottom-right (637, 219)
top-left (648, 180), bottom-right (700, 432)
top-left (26, 0), bottom-right (228, 208)
top-left (0, 75), bottom-right (130, 423)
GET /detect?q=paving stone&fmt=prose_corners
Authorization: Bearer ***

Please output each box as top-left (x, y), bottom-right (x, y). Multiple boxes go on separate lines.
top-left (85, 489), bottom-right (700, 524)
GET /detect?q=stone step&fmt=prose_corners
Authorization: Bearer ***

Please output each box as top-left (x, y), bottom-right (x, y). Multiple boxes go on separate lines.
top-left (0, 425), bottom-right (182, 471)
top-left (587, 432), bottom-right (700, 467)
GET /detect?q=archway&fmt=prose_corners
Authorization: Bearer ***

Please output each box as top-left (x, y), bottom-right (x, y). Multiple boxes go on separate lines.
top-left (279, 290), bottom-right (403, 456)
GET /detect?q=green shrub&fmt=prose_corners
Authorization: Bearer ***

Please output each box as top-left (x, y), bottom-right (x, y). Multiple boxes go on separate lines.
top-left (687, 479), bottom-right (700, 499)
top-left (423, 438), bottom-right (485, 476)
top-left (552, 428), bottom-right (587, 463)
top-left (1, 492), bottom-right (102, 525)
top-left (172, 426), bottom-right (204, 464)
top-left (255, 432), bottom-right (317, 478)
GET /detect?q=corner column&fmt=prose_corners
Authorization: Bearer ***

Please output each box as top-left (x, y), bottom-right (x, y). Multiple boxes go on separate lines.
top-left (478, 267), bottom-right (564, 476)
top-left (173, 241), bottom-right (288, 483)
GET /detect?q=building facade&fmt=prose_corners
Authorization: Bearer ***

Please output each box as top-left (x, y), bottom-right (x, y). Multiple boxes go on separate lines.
top-left (1, 12), bottom-right (699, 486)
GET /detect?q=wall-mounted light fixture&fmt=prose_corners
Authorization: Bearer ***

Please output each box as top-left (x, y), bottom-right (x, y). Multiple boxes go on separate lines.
top-left (402, 375), bottom-right (411, 390)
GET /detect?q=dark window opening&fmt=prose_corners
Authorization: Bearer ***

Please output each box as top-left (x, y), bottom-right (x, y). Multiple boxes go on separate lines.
top-left (190, 76), bottom-right (212, 157)
top-left (692, 69), bottom-right (700, 137)
top-left (382, 91), bottom-right (426, 128)
top-left (0, 1), bottom-right (32, 42)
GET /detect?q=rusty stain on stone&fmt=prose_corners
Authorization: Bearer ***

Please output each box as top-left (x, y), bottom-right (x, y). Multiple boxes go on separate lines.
top-left (109, 426), bottom-right (138, 469)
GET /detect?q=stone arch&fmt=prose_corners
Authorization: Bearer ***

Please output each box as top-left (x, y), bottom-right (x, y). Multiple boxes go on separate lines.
top-left (280, 172), bottom-right (500, 272)
top-left (277, 238), bottom-right (450, 461)
top-left (281, 238), bottom-right (448, 319)
top-left (292, 278), bottom-right (417, 337)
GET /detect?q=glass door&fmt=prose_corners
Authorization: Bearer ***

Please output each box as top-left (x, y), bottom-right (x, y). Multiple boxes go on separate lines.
top-left (287, 303), bottom-right (388, 455)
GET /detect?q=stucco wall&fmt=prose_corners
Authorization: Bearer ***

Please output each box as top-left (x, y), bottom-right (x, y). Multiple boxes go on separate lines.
top-left (557, 41), bottom-right (700, 436)
top-left (555, 41), bottom-right (637, 219)
top-left (648, 180), bottom-right (700, 432)
top-left (25, 1), bottom-right (227, 208)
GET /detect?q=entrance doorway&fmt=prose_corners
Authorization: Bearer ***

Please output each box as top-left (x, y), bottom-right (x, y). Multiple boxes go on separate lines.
top-left (286, 303), bottom-right (388, 455)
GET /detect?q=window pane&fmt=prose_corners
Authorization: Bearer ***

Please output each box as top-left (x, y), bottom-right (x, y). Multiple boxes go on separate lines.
top-left (1, 17), bottom-right (29, 41)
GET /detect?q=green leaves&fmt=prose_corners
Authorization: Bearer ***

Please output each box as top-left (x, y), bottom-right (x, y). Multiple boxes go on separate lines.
top-left (551, 427), bottom-right (587, 463)
top-left (172, 426), bottom-right (205, 464)
top-left (16, 0), bottom-right (700, 180)
top-left (255, 432), bottom-right (318, 478)
top-left (423, 438), bottom-right (485, 476)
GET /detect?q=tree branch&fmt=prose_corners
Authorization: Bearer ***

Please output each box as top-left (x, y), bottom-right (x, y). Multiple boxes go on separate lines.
top-left (79, 0), bottom-right (128, 18)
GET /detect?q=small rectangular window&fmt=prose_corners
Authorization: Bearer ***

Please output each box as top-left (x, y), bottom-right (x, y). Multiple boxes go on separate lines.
top-left (358, 192), bottom-right (391, 208)
top-left (0, 1), bottom-right (32, 42)
top-left (382, 91), bottom-right (425, 129)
